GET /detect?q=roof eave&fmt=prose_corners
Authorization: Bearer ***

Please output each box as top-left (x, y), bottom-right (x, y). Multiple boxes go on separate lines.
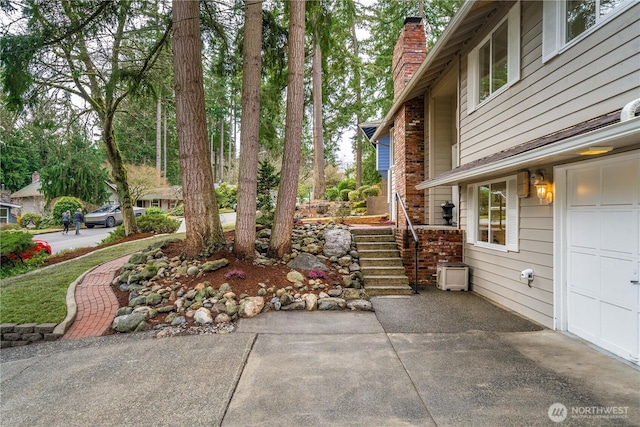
top-left (416, 117), bottom-right (640, 189)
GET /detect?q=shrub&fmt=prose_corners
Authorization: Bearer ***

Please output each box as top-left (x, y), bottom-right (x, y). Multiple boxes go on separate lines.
top-left (101, 225), bottom-right (126, 245)
top-left (215, 183), bottom-right (238, 210)
top-left (362, 186), bottom-right (381, 198)
top-left (353, 207), bottom-right (367, 214)
top-left (353, 200), bottom-right (366, 209)
top-left (38, 213), bottom-right (57, 229)
top-left (348, 190), bottom-right (361, 202)
top-left (357, 185), bottom-right (371, 198)
top-left (52, 197), bottom-right (83, 224)
top-left (144, 207), bottom-right (165, 216)
top-left (0, 230), bottom-right (35, 258)
top-left (325, 187), bottom-right (339, 201)
top-left (340, 189), bottom-right (351, 201)
top-left (337, 178), bottom-right (356, 192)
top-left (136, 215), bottom-right (180, 234)
top-left (170, 203), bottom-right (185, 216)
top-left (307, 269), bottom-right (327, 280)
top-left (19, 212), bottom-right (41, 228)
top-left (224, 269), bottom-right (246, 280)
top-left (0, 223), bottom-right (20, 231)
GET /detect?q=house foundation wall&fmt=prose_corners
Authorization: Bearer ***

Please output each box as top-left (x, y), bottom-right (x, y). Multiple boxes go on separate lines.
top-left (395, 227), bottom-right (464, 285)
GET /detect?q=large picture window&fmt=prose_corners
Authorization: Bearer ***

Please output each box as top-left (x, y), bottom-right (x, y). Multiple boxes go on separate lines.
top-left (466, 176), bottom-right (519, 252)
top-left (467, 3), bottom-right (520, 111)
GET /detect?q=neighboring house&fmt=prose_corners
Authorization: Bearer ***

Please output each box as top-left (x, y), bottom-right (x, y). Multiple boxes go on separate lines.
top-left (9, 172), bottom-right (45, 215)
top-left (11, 174), bottom-right (119, 214)
top-left (0, 202), bottom-right (21, 224)
top-left (369, 1), bottom-right (640, 365)
top-left (134, 186), bottom-right (183, 212)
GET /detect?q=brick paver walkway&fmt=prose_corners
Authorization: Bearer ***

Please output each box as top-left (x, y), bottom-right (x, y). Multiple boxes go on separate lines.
top-left (63, 256), bottom-right (129, 340)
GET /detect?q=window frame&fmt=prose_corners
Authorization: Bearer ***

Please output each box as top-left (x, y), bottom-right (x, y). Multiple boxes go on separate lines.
top-left (0, 207), bottom-right (8, 223)
top-left (466, 175), bottom-right (519, 252)
top-left (542, 0), bottom-right (633, 63)
top-left (467, 2), bottom-right (520, 112)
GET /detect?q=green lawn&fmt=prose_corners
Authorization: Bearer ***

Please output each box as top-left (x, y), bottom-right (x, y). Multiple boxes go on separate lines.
top-left (0, 234), bottom-right (184, 324)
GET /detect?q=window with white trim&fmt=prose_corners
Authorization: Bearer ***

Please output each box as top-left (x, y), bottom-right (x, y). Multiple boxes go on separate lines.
top-left (466, 176), bottom-right (519, 252)
top-left (152, 199), bottom-right (160, 208)
top-left (0, 207), bottom-right (9, 223)
top-left (543, 0), bottom-right (632, 62)
top-left (467, 2), bottom-right (520, 112)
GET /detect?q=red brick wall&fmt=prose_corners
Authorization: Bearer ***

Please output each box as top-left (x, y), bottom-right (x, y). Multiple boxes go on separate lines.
top-left (396, 228), bottom-right (464, 285)
top-left (392, 18), bottom-right (427, 100)
top-left (394, 96), bottom-right (425, 226)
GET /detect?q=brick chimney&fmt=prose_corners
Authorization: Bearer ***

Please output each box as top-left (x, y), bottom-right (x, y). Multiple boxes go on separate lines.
top-left (393, 17), bottom-right (427, 100)
top-left (32, 171), bottom-right (40, 183)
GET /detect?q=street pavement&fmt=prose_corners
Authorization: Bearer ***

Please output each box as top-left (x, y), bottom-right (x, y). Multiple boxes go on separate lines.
top-left (1, 288), bottom-right (638, 426)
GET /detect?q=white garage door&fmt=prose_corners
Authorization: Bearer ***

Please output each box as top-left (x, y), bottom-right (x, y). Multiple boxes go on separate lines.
top-left (566, 152), bottom-right (640, 365)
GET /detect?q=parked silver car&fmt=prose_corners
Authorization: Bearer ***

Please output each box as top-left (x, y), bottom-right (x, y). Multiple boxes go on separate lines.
top-left (84, 205), bottom-right (145, 228)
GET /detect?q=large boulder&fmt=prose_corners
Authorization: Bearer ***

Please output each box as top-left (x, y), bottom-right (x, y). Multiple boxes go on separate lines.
top-left (239, 297), bottom-right (265, 318)
top-left (287, 253), bottom-right (328, 271)
top-left (323, 229), bottom-right (352, 257)
top-left (112, 313), bottom-right (147, 333)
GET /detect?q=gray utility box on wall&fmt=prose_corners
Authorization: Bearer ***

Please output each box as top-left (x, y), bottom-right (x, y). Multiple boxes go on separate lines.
top-left (436, 262), bottom-right (469, 291)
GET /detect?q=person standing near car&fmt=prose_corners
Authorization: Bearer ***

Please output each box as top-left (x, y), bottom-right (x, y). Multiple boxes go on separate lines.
top-left (62, 210), bottom-right (70, 234)
top-left (73, 208), bottom-right (84, 235)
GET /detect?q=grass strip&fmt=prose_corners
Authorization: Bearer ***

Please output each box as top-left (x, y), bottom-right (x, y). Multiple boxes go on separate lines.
top-left (0, 234), bottom-right (183, 324)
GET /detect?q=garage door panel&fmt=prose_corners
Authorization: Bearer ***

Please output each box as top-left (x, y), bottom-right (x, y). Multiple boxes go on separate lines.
top-left (569, 211), bottom-right (599, 249)
top-left (601, 161), bottom-right (639, 206)
top-left (601, 211), bottom-right (638, 254)
top-left (601, 302), bottom-right (635, 358)
top-left (601, 257), bottom-right (636, 305)
top-left (569, 252), bottom-right (599, 293)
top-left (568, 168), bottom-right (600, 206)
top-left (569, 292), bottom-right (599, 341)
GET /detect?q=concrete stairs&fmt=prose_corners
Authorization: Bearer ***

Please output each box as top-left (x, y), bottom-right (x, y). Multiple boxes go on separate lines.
top-left (351, 227), bottom-right (413, 296)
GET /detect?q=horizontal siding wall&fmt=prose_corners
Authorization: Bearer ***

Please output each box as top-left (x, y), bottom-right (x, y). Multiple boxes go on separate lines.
top-left (460, 167), bottom-right (555, 328)
top-left (459, 1), bottom-right (640, 164)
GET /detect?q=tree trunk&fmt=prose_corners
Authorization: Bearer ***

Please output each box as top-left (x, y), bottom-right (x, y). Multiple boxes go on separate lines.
top-left (352, 23), bottom-right (362, 189)
top-left (268, 0), bottom-right (305, 259)
top-left (172, 0), bottom-right (224, 258)
top-left (234, 0), bottom-right (263, 259)
top-left (156, 95), bottom-right (162, 174)
top-left (103, 112), bottom-right (138, 235)
top-left (312, 42), bottom-right (326, 200)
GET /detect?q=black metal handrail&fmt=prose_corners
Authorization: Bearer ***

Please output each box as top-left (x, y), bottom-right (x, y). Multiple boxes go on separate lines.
top-left (395, 193), bottom-right (419, 294)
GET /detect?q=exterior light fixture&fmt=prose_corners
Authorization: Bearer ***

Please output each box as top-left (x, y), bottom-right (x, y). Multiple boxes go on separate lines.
top-left (578, 146), bottom-right (614, 156)
top-left (531, 170), bottom-right (553, 205)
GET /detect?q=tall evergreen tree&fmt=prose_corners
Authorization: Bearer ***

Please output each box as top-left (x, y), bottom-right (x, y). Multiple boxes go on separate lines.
top-left (234, 0), bottom-right (263, 260)
top-left (172, 0), bottom-right (225, 257)
top-left (268, 0), bottom-right (306, 258)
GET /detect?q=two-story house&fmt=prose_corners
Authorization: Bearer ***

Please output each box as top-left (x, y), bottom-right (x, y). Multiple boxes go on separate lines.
top-left (368, 0), bottom-right (640, 365)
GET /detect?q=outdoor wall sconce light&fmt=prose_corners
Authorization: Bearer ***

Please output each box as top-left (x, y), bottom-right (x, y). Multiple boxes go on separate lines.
top-left (531, 171), bottom-right (553, 205)
top-left (441, 201), bottom-right (455, 225)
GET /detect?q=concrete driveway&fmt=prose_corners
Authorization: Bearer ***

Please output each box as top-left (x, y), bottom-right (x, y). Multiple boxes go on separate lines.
top-left (1, 288), bottom-right (638, 426)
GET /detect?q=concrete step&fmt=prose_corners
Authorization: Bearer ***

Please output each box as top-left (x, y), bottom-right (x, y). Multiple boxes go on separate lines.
top-left (350, 227), bottom-right (394, 236)
top-left (355, 242), bottom-right (398, 251)
top-left (358, 249), bottom-right (401, 259)
top-left (364, 284), bottom-right (414, 296)
top-left (360, 266), bottom-right (407, 276)
top-left (359, 257), bottom-right (405, 267)
top-left (354, 234), bottom-right (396, 243)
top-left (363, 275), bottom-right (411, 286)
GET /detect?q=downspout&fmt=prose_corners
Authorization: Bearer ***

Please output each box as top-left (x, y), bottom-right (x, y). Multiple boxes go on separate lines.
top-left (621, 98), bottom-right (640, 121)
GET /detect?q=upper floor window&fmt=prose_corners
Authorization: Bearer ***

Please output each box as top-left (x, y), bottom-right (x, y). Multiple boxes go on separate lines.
top-left (467, 2), bottom-right (520, 112)
top-left (543, 0), bottom-right (632, 62)
top-left (466, 176), bottom-right (519, 252)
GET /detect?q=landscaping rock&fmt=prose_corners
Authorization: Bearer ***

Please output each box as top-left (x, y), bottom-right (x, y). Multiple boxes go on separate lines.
top-left (286, 271), bottom-right (305, 283)
top-left (287, 253), bottom-right (328, 271)
top-left (323, 229), bottom-right (352, 257)
top-left (112, 313), bottom-right (147, 333)
top-left (202, 259), bottom-right (229, 272)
